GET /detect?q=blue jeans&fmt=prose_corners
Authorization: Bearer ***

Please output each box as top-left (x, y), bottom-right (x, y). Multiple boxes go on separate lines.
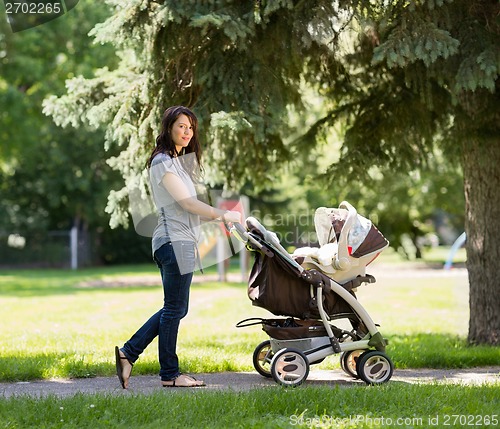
top-left (121, 241), bottom-right (195, 381)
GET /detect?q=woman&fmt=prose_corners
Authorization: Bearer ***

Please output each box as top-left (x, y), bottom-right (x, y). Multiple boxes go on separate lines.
top-left (115, 106), bottom-right (241, 388)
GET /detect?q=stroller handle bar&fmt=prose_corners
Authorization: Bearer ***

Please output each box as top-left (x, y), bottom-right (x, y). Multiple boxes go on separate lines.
top-left (335, 201), bottom-right (357, 270)
top-left (228, 220), bottom-right (305, 272)
top-left (226, 221), bottom-right (248, 241)
top-left (228, 201), bottom-right (358, 273)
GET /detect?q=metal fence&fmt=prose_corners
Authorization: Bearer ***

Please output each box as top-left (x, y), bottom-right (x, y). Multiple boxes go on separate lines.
top-left (0, 228), bottom-right (92, 269)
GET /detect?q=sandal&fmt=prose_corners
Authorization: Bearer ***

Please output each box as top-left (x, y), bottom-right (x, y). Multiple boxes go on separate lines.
top-left (161, 374), bottom-right (205, 388)
top-left (115, 346), bottom-right (133, 389)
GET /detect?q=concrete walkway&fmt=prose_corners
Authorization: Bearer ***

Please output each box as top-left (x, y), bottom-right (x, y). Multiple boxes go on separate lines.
top-left (1, 367), bottom-right (499, 398)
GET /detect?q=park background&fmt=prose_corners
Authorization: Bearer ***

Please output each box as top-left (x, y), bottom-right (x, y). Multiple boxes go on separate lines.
top-left (1, 1), bottom-right (470, 269)
top-left (0, 1), bottom-right (499, 428)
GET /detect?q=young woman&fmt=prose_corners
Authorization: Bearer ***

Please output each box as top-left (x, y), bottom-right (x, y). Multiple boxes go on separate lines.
top-left (115, 106), bottom-right (241, 388)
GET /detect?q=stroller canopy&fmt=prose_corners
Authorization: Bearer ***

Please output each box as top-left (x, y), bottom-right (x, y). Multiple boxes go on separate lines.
top-left (314, 207), bottom-right (388, 258)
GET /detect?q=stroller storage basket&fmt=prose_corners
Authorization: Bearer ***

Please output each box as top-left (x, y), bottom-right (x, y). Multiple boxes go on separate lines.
top-left (236, 317), bottom-right (332, 358)
top-left (264, 318), bottom-right (340, 359)
top-left (236, 317), bottom-right (329, 340)
top-left (270, 337), bottom-right (331, 357)
top-left (262, 318), bottom-right (328, 340)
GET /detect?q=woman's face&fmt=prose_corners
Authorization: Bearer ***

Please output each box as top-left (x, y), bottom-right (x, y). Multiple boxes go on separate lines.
top-left (170, 114), bottom-right (194, 153)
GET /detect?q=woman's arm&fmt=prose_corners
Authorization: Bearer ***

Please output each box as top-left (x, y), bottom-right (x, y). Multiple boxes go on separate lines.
top-left (162, 173), bottom-right (241, 223)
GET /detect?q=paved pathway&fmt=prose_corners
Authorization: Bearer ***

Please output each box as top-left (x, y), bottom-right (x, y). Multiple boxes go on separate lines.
top-left (1, 367), bottom-right (499, 398)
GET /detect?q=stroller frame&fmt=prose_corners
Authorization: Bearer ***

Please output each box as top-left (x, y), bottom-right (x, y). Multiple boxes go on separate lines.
top-left (231, 201), bottom-right (394, 386)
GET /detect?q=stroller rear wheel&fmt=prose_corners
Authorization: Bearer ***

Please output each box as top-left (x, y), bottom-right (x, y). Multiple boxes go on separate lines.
top-left (356, 350), bottom-right (394, 385)
top-left (271, 348), bottom-right (309, 387)
top-left (340, 350), bottom-right (363, 379)
top-left (252, 340), bottom-right (274, 378)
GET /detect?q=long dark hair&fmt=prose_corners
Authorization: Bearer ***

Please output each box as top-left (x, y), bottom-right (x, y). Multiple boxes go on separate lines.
top-left (146, 106), bottom-right (203, 176)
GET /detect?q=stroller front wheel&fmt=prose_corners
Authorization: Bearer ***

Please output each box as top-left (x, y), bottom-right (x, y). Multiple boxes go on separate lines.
top-left (252, 340), bottom-right (274, 378)
top-left (271, 348), bottom-right (309, 387)
top-left (356, 350), bottom-right (394, 385)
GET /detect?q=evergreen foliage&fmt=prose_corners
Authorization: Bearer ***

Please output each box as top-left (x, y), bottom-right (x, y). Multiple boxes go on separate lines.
top-left (0, 0), bottom-right (118, 233)
top-left (44, 0), bottom-right (362, 228)
top-left (0, 0), bottom-right (152, 264)
top-left (305, 0), bottom-right (498, 186)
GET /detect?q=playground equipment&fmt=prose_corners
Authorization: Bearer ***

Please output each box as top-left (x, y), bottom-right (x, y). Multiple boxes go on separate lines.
top-left (443, 232), bottom-right (466, 270)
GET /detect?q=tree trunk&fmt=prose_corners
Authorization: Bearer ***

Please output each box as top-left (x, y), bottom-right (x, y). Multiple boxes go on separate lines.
top-left (462, 139), bottom-right (500, 345)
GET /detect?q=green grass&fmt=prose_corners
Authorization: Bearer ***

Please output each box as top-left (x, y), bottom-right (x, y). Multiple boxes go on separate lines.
top-left (375, 245), bottom-right (467, 266)
top-left (1, 384), bottom-right (499, 428)
top-left (0, 256), bottom-right (498, 382)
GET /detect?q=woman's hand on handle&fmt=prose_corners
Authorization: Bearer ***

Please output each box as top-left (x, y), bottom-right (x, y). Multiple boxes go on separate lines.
top-left (223, 210), bottom-right (242, 224)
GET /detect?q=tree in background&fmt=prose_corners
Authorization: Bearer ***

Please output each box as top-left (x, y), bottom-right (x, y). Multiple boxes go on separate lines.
top-left (0, 0), bottom-right (151, 264)
top-left (306, 0), bottom-right (498, 345)
top-left (1, 1), bottom-right (112, 231)
top-left (44, 0), bottom-right (498, 344)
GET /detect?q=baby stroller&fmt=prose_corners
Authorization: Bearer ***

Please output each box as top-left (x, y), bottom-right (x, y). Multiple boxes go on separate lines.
top-left (231, 201), bottom-right (394, 386)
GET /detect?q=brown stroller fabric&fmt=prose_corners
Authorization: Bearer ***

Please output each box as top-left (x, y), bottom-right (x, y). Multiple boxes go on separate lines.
top-left (326, 210), bottom-right (388, 258)
top-left (352, 224), bottom-right (388, 257)
top-left (248, 249), bottom-right (354, 319)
